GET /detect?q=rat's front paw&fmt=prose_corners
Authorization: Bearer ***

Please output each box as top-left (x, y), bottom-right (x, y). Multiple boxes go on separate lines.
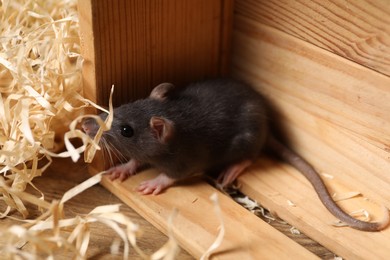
top-left (137, 173), bottom-right (175, 195)
top-left (107, 165), bottom-right (131, 181)
top-left (107, 159), bottom-right (139, 181)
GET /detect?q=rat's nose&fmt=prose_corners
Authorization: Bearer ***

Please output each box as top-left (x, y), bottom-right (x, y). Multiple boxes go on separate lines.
top-left (81, 118), bottom-right (98, 137)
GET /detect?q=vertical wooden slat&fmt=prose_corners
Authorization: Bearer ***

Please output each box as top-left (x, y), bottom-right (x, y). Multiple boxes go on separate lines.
top-left (78, 0), bottom-right (233, 107)
top-left (78, 0), bottom-right (97, 111)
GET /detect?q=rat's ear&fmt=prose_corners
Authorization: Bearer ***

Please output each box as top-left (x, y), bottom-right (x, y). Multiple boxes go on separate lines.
top-left (150, 83), bottom-right (175, 100)
top-left (150, 116), bottom-right (174, 143)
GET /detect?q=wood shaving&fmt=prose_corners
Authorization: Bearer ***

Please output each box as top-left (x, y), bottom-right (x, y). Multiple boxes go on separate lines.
top-left (200, 193), bottom-right (225, 260)
top-left (150, 209), bottom-right (179, 260)
top-left (290, 226), bottom-right (301, 235)
top-left (287, 200), bottom-right (296, 207)
top-left (235, 195), bottom-right (259, 211)
top-left (332, 220), bottom-right (349, 227)
top-left (332, 209), bottom-right (371, 227)
top-left (0, 172), bottom-right (178, 259)
top-left (332, 191), bottom-right (362, 202)
top-left (349, 209), bottom-right (370, 221)
top-left (234, 195), bottom-right (276, 222)
top-left (0, 0), bottom-right (85, 217)
top-left (321, 173), bottom-right (334, 179)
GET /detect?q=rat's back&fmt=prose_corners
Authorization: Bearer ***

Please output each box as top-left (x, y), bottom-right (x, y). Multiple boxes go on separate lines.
top-left (161, 78), bottom-right (269, 176)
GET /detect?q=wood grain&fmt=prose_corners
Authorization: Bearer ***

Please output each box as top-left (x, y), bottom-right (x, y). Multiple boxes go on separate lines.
top-left (234, 0), bottom-right (390, 77)
top-left (78, 0), bottom-right (233, 107)
top-left (232, 15), bottom-right (390, 206)
top-left (238, 159), bottom-right (390, 260)
top-left (78, 0), bottom-right (98, 113)
top-left (231, 7), bottom-right (390, 260)
top-left (97, 169), bottom-right (319, 259)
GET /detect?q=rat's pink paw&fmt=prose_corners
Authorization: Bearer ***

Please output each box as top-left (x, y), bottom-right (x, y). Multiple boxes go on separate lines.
top-left (107, 159), bottom-right (139, 181)
top-left (137, 173), bottom-right (175, 195)
top-left (217, 159), bottom-right (252, 187)
top-left (107, 166), bottom-right (131, 181)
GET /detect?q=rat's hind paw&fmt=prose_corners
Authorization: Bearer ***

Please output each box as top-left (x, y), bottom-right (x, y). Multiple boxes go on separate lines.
top-left (217, 159), bottom-right (252, 187)
top-left (137, 173), bottom-right (175, 195)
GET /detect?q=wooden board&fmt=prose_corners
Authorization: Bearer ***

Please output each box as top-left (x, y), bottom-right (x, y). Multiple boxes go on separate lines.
top-left (231, 9), bottom-right (390, 260)
top-left (231, 14), bottom-right (390, 207)
top-left (97, 168), bottom-right (319, 259)
top-left (78, 0), bottom-right (233, 107)
top-left (234, 0), bottom-right (390, 77)
top-left (238, 159), bottom-right (390, 260)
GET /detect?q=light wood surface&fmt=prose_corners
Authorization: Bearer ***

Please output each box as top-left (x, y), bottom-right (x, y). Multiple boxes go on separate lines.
top-left (231, 1), bottom-right (390, 259)
top-left (234, 0), bottom-right (390, 77)
top-left (78, 0), bottom-right (98, 112)
top-left (78, 0), bottom-right (233, 107)
top-left (238, 159), bottom-right (390, 259)
top-left (97, 168), bottom-right (320, 259)
top-left (231, 15), bottom-right (390, 206)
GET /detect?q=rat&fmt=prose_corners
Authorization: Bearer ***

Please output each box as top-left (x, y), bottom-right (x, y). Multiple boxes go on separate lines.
top-left (82, 78), bottom-right (389, 231)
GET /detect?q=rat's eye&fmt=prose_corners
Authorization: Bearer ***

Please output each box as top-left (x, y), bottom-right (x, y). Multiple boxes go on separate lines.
top-left (120, 125), bottom-right (134, 138)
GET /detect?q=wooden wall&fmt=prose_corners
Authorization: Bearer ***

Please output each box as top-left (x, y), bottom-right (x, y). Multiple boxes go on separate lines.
top-left (232, 0), bottom-right (390, 258)
top-left (78, 0), bottom-right (233, 107)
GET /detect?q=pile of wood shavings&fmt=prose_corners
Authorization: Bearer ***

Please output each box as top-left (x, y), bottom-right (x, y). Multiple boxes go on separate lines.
top-left (0, 0), bottom-right (88, 217)
top-left (0, 0), bottom-right (180, 259)
top-left (0, 172), bottom-right (179, 259)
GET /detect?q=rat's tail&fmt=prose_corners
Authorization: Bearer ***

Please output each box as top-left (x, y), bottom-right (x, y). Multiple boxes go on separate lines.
top-left (266, 135), bottom-right (389, 232)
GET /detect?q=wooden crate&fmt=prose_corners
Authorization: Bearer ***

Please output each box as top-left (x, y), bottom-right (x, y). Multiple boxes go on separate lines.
top-left (78, 0), bottom-right (390, 259)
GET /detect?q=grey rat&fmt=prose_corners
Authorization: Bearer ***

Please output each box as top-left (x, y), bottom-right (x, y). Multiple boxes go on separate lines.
top-left (82, 78), bottom-right (389, 231)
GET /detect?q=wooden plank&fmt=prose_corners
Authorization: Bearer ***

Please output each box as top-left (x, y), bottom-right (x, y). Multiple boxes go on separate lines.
top-left (231, 14), bottom-right (390, 259)
top-left (95, 168), bottom-right (319, 259)
top-left (238, 159), bottom-right (390, 260)
top-left (234, 0), bottom-right (390, 77)
top-left (231, 15), bottom-right (390, 205)
top-left (78, 0), bottom-right (98, 113)
top-left (78, 0), bottom-right (233, 107)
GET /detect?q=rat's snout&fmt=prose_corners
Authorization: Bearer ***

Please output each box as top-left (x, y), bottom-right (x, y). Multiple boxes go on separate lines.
top-left (81, 118), bottom-right (99, 137)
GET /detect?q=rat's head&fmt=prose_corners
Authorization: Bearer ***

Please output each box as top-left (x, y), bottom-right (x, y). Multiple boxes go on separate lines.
top-left (102, 100), bottom-right (175, 161)
top-left (82, 82), bottom-right (176, 163)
